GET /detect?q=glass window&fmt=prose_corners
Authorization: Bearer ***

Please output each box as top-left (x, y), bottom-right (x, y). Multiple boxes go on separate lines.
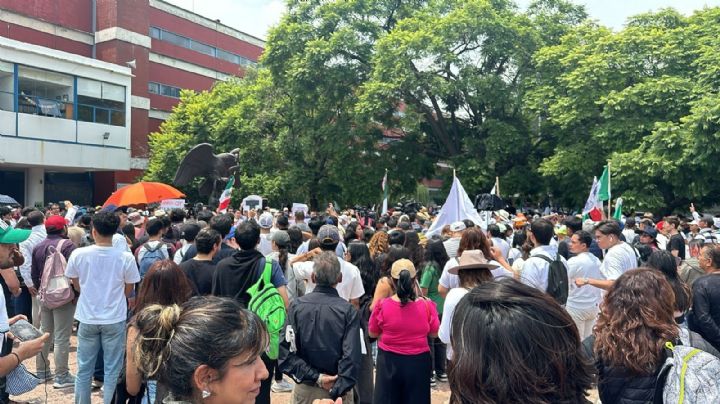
top-left (0, 61), bottom-right (13, 112)
top-left (150, 27), bottom-right (161, 39)
top-left (216, 49), bottom-right (239, 64)
top-left (190, 40), bottom-right (215, 56)
top-left (77, 77), bottom-right (126, 126)
top-left (148, 82), bottom-right (160, 94)
top-left (160, 84), bottom-right (181, 98)
top-left (17, 66), bottom-right (74, 119)
top-left (162, 30), bottom-right (190, 48)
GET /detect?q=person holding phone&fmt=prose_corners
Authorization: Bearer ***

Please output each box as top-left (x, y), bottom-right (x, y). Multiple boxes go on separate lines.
top-left (0, 219), bottom-right (50, 398)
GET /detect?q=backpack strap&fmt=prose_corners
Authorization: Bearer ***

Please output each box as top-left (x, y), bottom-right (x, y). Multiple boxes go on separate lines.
top-left (262, 257), bottom-right (273, 285)
top-left (531, 253), bottom-right (556, 265)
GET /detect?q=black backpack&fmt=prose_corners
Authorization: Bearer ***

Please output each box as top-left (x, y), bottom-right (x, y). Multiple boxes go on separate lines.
top-left (533, 253), bottom-right (569, 305)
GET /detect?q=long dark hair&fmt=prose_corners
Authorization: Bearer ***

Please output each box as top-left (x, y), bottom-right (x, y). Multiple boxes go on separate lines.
top-left (392, 268), bottom-right (416, 306)
top-left (381, 245), bottom-right (410, 277)
top-left (287, 226), bottom-right (303, 254)
top-left (423, 237), bottom-right (449, 273)
top-left (450, 278), bottom-right (593, 403)
top-left (404, 231), bottom-right (424, 270)
top-left (348, 240), bottom-right (378, 298)
top-left (646, 250), bottom-right (691, 313)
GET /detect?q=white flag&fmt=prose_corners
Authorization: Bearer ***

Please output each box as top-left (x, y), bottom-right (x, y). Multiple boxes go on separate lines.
top-left (426, 174), bottom-right (484, 237)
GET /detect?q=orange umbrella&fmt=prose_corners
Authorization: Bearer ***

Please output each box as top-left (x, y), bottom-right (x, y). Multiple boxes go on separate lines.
top-left (103, 182), bottom-right (185, 208)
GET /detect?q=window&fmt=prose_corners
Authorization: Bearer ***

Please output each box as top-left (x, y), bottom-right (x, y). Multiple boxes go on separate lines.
top-left (149, 82), bottom-right (182, 98)
top-left (17, 66), bottom-right (74, 119)
top-left (77, 78), bottom-right (126, 126)
top-left (149, 26), bottom-right (257, 67)
top-left (0, 61), bottom-right (13, 112)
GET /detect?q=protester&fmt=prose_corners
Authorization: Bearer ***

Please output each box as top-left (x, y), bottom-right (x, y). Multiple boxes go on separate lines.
top-left (419, 237), bottom-right (449, 385)
top-left (279, 251), bottom-right (360, 404)
top-left (181, 214), bottom-right (236, 264)
top-left (125, 260), bottom-right (193, 403)
top-left (368, 259), bottom-right (439, 404)
top-left (680, 238), bottom-right (705, 286)
top-left (450, 278), bottom-right (594, 403)
top-left (566, 230), bottom-right (603, 340)
top-left (211, 220), bottom-right (289, 404)
top-left (367, 231), bottom-right (389, 269)
top-left (588, 269), bottom-right (718, 403)
top-left (646, 250), bottom-right (692, 323)
top-left (131, 297), bottom-right (269, 403)
top-left (664, 216), bottom-right (686, 261)
top-left (370, 245), bottom-right (410, 311)
top-left (581, 220), bottom-right (638, 290)
top-left (30, 215), bottom-right (77, 386)
top-left (173, 222), bottom-right (201, 264)
top-left (257, 212), bottom-right (275, 255)
top-left (66, 211), bottom-right (141, 403)
top-left (179, 228), bottom-right (221, 295)
top-left (487, 224), bottom-right (510, 260)
top-left (136, 218), bottom-right (173, 278)
top-left (16, 210), bottom-right (46, 324)
top-left (688, 244), bottom-right (720, 351)
top-left (442, 221), bottom-right (465, 259)
top-left (516, 219), bottom-right (569, 294)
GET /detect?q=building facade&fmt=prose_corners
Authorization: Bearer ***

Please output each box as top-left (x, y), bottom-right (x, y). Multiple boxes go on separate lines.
top-left (0, 0), bottom-right (264, 206)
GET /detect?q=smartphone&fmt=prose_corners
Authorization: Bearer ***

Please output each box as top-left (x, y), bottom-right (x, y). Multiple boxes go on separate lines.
top-left (10, 319), bottom-right (43, 341)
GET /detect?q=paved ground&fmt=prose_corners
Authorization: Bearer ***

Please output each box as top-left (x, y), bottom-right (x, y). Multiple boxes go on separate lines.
top-left (13, 335), bottom-right (597, 403)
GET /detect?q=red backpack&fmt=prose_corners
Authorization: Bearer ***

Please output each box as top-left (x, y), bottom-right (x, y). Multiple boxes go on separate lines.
top-left (39, 239), bottom-right (74, 309)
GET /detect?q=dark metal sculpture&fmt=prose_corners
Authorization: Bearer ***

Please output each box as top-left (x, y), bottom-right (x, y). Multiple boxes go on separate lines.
top-left (173, 143), bottom-right (240, 205)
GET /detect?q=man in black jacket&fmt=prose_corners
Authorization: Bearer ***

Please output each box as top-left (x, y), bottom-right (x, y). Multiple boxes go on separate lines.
top-left (689, 244), bottom-right (720, 351)
top-left (279, 251), bottom-right (361, 404)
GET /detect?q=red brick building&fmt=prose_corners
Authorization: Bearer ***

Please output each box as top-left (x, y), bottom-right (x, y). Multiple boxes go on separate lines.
top-left (0, 0), bottom-right (263, 205)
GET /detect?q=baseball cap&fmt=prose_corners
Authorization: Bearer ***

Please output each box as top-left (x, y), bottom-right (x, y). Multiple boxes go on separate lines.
top-left (45, 215), bottom-right (67, 232)
top-left (450, 221), bottom-right (466, 232)
top-left (258, 212), bottom-right (274, 229)
top-left (317, 225), bottom-right (341, 245)
top-left (0, 220), bottom-right (30, 244)
top-left (641, 227), bottom-right (658, 239)
top-left (269, 230), bottom-right (290, 246)
top-left (391, 259), bottom-right (416, 279)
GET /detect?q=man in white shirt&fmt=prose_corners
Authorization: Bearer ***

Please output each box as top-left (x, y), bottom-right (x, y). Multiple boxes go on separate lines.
top-left (17, 211), bottom-right (46, 324)
top-left (565, 230), bottom-right (603, 340)
top-left (66, 211), bottom-right (140, 404)
top-left (520, 219), bottom-right (569, 294)
top-left (575, 220), bottom-right (638, 291)
top-left (488, 223), bottom-right (510, 259)
top-left (443, 221), bottom-right (465, 259)
top-left (257, 212), bottom-right (274, 256)
top-left (292, 225), bottom-right (364, 308)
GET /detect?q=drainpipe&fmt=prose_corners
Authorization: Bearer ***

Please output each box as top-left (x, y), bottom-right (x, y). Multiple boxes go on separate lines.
top-left (91, 0), bottom-right (97, 58)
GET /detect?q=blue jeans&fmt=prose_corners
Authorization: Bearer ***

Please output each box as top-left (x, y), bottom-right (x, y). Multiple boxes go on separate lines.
top-left (74, 321), bottom-right (126, 404)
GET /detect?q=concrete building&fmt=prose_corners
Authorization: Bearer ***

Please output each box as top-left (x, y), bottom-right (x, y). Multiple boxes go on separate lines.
top-left (0, 0), bottom-right (264, 206)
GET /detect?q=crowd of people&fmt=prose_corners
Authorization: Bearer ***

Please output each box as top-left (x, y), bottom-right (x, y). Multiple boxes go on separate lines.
top-left (0, 200), bottom-right (719, 403)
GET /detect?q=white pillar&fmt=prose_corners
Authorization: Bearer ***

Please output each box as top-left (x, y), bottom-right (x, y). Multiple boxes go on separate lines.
top-left (26, 167), bottom-right (44, 208)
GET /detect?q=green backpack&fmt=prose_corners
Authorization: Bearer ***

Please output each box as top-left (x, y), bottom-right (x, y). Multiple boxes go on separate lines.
top-left (247, 258), bottom-right (287, 360)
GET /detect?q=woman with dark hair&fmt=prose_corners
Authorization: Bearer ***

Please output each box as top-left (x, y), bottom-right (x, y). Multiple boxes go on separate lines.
top-left (404, 231), bottom-right (424, 271)
top-left (344, 222), bottom-right (361, 245)
top-left (646, 250), bottom-right (692, 322)
top-left (286, 226), bottom-right (303, 254)
top-left (125, 260), bottom-right (194, 403)
top-left (419, 237), bottom-right (449, 385)
top-left (122, 222), bottom-right (141, 253)
top-left (369, 259), bottom-right (439, 404)
top-left (449, 278), bottom-right (594, 404)
top-left (370, 245), bottom-right (411, 311)
top-left (438, 227), bottom-right (511, 298)
top-left (346, 240), bottom-right (379, 404)
top-left (131, 296), bottom-right (269, 403)
top-left (589, 269), bottom-right (718, 403)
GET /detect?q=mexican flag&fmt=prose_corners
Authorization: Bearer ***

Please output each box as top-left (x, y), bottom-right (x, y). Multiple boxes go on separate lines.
top-left (613, 197), bottom-right (623, 220)
top-left (582, 176), bottom-right (603, 221)
top-left (598, 166), bottom-right (610, 202)
top-left (218, 176), bottom-right (235, 213)
top-left (381, 170), bottom-right (388, 215)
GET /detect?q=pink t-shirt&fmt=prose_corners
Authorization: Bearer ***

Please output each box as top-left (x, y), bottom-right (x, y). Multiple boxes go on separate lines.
top-left (368, 297), bottom-right (440, 355)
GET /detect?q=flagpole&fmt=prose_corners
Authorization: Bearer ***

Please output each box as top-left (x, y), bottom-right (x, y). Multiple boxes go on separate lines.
top-left (495, 176), bottom-right (500, 197)
top-left (607, 162), bottom-right (612, 219)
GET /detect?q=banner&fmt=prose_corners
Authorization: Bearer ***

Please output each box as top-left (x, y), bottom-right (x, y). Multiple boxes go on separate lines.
top-left (160, 199), bottom-right (185, 210)
top-left (242, 195), bottom-right (263, 211)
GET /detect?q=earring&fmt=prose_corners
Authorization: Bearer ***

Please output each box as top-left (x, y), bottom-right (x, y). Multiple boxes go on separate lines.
top-left (202, 390), bottom-right (211, 399)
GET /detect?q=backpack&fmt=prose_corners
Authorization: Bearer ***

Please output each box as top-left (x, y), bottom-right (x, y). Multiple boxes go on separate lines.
top-left (138, 243), bottom-right (166, 279)
top-left (654, 341), bottom-right (720, 404)
top-left (39, 239), bottom-right (74, 309)
top-left (246, 258), bottom-right (286, 360)
top-left (532, 253), bottom-right (569, 305)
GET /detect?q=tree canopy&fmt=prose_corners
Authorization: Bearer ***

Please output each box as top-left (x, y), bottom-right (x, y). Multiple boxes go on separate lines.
top-left (144, 1), bottom-right (720, 213)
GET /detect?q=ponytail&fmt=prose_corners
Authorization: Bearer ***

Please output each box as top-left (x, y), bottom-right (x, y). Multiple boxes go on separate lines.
top-left (395, 269), bottom-right (416, 306)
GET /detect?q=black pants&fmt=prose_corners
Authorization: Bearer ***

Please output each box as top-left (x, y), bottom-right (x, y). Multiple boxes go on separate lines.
top-left (0, 334), bottom-right (12, 403)
top-left (428, 336), bottom-right (447, 376)
top-left (373, 349), bottom-right (431, 404)
top-left (257, 354), bottom-right (275, 404)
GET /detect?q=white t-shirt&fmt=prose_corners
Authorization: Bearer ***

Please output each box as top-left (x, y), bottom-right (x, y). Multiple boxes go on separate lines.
top-left (293, 257), bottom-right (365, 301)
top-left (173, 243), bottom-right (192, 265)
top-left (65, 245), bottom-right (141, 325)
top-left (443, 237), bottom-right (461, 259)
top-left (112, 233), bottom-right (130, 253)
top-left (599, 242), bottom-right (637, 281)
top-left (566, 252), bottom-right (603, 310)
top-left (438, 257), bottom-right (513, 290)
top-left (257, 233), bottom-right (273, 256)
top-left (520, 245), bottom-right (569, 293)
top-left (439, 287), bottom-right (469, 360)
top-left (491, 237), bottom-right (510, 259)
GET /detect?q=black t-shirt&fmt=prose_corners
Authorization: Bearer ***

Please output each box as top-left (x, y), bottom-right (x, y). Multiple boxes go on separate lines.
top-left (667, 233), bottom-right (686, 260)
top-left (181, 243), bottom-right (235, 264)
top-left (179, 259), bottom-right (217, 296)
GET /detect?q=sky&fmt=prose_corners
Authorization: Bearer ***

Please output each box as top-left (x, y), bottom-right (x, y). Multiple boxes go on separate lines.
top-left (166, 0), bottom-right (720, 41)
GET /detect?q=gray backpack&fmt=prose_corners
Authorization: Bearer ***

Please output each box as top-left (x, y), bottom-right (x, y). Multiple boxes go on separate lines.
top-left (654, 339), bottom-right (720, 404)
